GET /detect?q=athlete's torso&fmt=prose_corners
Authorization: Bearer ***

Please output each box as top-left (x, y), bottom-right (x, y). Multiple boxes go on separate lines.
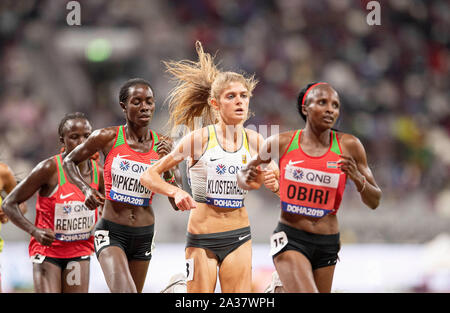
top-left (279, 129), bottom-right (347, 224)
top-left (187, 125), bottom-right (252, 234)
top-left (103, 125), bottom-right (160, 207)
top-left (188, 125), bottom-right (252, 209)
top-left (30, 154), bottom-right (100, 258)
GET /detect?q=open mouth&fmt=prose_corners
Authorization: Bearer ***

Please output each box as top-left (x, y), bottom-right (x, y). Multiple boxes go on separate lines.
top-left (323, 116), bottom-right (334, 123)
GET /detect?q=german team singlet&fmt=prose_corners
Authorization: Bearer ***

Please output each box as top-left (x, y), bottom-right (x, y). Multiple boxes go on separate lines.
top-left (104, 125), bottom-right (160, 207)
top-left (188, 125), bottom-right (252, 209)
top-left (29, 154), bottom-right (100, 258)
top-left (279, 130), bottom-right (347, 218)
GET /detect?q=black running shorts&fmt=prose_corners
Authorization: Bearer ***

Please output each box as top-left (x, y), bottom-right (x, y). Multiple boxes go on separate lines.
top-left (94, 218), bottom-right (155, 261)
top-left (271, 222), bottom-right (340, 270)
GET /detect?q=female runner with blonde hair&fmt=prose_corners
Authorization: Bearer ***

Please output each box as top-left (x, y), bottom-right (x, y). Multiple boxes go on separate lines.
top-left (140, 41), bottom-right (278, 292)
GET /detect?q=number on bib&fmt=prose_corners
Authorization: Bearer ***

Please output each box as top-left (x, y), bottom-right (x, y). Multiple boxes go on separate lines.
top-left (31, 254), bottom-right (46, 264)
top-left (270, 231), bottom-right (288, 256)
top-left (94, 230), bottom-right (110, 251)
top-left (185, 258), bottom-right (194, 281)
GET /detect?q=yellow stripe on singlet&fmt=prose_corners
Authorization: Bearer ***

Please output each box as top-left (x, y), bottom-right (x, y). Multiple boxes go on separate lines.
top-left (206, 125), bottom-right (218, 151)
top-left (242, 129), bottom-right (250, 153)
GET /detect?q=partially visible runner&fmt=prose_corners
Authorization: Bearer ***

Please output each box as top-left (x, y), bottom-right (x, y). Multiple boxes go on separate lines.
top-left (63, 78), bottom-right (179, 293)
top-left (238, 82), bottom-right (382, 292)
top-left (0, 162), bottom-right (27, 292)
top-left (140, 41), bottom-right (279, 293)
top-left (2, 112), bottom-right (102, 293)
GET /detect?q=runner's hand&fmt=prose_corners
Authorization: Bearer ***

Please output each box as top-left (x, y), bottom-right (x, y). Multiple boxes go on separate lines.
top-left (337, 154), bottom-right (361, 182)
top-left (240, 165), bottom-right (264, 190)
top-left (32, 228), bottom-right (55, 246)
top-left (84, 187), bottom-right (104, 210)
top-left (174, 189), bottom-right (196, 211)
top-left (156, 139), bottom-right (173, 158)
top-left (263, 170), bottom-right (279, 193)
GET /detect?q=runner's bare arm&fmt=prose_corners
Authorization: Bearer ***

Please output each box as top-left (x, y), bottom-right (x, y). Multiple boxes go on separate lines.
top-left (339, 134), bottom-right (381, 209)
top-left (245, 129), bottom-right (280, 194)
top-left (64, 128), bottom-right (115, 209)
top-left (0, 163), bottom-right (22, 222)
top-left (155, 135), bottom-right (183, 211)
top-left (237, 135), bottom-right (275, 190)
top-left (2, 159), bottom-right (56, 243)
top-left (237, 132), bottom-right (293, 191)
top-left (140, 129), bottom-right (206, 211)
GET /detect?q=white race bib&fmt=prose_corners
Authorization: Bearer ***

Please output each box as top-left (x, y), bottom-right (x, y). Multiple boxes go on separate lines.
top-left (110, 156), bottom-right (154, 206)
top-left (31, 254), bottom-right (46, 264)
top-left (186, 258), bottom-right (194, 281)
top-left (205, 162), bottom-right (247, 208)
top-left (270, 231), bottom-right (288, 256)
top-left (54, 201), bottom-right (96, 242)
top-left (94, 230), bottom-right (110, 252)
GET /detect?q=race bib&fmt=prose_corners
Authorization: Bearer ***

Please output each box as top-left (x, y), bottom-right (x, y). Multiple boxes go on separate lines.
top-left (281, 165), bottom-right (340, 217)
top-left (186, 258), bottom-right (194, 281)
top-left (205, 163), bottom-right (247, 208)
top-left (270, 231), bottom-right (288, 256)
top-left (110, 156), bottom-right (155, 206)
top-left (54, 201), bottom-right (96, 242)
top-left (31, 254), bottom-right (46, 264)
top-left (94, 230), bottom-right (110, 252)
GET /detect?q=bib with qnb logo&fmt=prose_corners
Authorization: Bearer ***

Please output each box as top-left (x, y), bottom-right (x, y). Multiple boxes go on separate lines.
top-left (29, 154), bottom-right (100, 258)
top-left (54, 201), bottom-right (95, 241)
top-left (279, 130), bottom-right (347, 218)
top-left (188, 125), bottom-right (252, 209)
top-left (104, 125), bottom-right (160, 206)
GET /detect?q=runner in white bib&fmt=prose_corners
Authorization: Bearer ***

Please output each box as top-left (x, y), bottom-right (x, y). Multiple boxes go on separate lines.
top-left (189, 125), bottom-right (251, 209)
top-left (140, 41), bottom-right (279, 293)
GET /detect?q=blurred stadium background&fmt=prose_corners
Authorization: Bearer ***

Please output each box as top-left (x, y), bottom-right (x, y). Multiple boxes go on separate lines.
top-left (0, 0), bottom-right (448, 292)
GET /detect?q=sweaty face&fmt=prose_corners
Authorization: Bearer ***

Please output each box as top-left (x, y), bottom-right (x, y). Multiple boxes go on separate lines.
top-left (214, 81), bottom-right (250, 125)
top-left (61, 119), bottom-right (92, 153)
top-left (122, 84), bottom-right (155, 127)
top-left (302, 85), bottom-right (340, 129)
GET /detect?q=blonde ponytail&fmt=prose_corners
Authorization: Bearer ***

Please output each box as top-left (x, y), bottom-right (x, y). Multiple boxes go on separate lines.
top-left (164, 41), bottom-right (258, 133)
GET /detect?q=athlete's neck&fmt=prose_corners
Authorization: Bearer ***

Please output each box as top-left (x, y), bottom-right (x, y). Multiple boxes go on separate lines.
top-left (125, 123), bottom-right (151, 143)
top-left (216, 122), bottom-right (243, 144)
top-left (302, 125), bottom-right (331, 147)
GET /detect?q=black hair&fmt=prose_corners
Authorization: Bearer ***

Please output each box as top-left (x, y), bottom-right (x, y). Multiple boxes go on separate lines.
top-left (297, 82), bottom-right (341, 131)
top-left (296, 82), bottom-right (320, 122)
top-left (58, 112), bottom-right (89, 137)
top-left (119, 78), bottom-right (153, 104)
